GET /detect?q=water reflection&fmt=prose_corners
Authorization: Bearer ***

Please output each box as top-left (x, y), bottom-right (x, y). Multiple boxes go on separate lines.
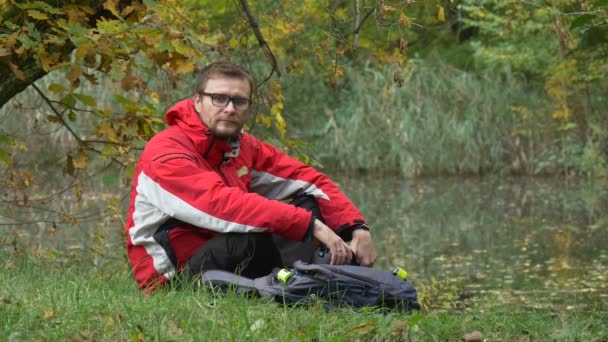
top-left (332, 174), bottom-right (608, 309)
top-left (3, 173), bottom-right (606, 309)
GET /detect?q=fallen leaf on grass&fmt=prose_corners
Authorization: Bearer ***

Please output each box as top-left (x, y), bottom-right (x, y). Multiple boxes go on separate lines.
top-left (515, 335), bottom-right (531, 342)
top-left (44, 309), bottom-right (54, 320)
top-left (391, 318), bottom-right (409, 335)
top-left (168, 321), bottom-right (183, 336)
top-left (464, 330), bottom-right (483, 342)
top-left (348, 322), bottom-right (375, 331)
top-left (250, 319), bottom-right (266, 332)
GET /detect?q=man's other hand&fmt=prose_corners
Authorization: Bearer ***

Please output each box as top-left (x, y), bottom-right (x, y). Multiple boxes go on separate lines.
top-left (312, 219), bottom-right (353, 265)
top-left (350, 229), bottom-right (377, 267)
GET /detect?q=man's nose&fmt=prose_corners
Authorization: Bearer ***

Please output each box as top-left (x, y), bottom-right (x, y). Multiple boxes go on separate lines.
top-left (224, 100), bottom-right (237, 112)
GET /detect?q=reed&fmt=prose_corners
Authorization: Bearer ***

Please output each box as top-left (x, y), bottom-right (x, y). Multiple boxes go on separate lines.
top-left (283, 58), bottom-right (607, 177)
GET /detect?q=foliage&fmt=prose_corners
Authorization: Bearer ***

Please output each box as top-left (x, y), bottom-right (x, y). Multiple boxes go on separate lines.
top-left (457, 0), bottom-right (608, 175)
top-left (0, 0), bottom-right (430, 227)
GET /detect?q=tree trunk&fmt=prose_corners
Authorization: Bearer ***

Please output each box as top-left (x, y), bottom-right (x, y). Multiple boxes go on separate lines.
top-left (0, 59), bottom-right (47, 109)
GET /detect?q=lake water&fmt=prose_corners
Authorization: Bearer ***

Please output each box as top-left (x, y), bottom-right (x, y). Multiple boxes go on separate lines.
top-left (5, 174), bottom-right (607, 310)
top-left (332, 174), bottom-right (608, 310)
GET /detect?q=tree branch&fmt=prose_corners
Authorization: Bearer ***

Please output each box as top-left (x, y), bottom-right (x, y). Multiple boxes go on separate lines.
top-left (238, 0), bottom-right (280, 89)
top-left (31, 83), bottom-right (126, 167)
top-left (354, 0), bottom-right (361, 50)
top-left (353, 8), bottom-right (375, 36)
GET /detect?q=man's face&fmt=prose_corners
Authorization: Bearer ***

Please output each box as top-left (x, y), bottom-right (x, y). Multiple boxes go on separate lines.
top-left (194, 77), bottom-right (251, 139)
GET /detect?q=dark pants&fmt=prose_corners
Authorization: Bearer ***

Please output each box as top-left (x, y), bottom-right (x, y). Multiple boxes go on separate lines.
top-left (187, 195), bottom-right (321, 280)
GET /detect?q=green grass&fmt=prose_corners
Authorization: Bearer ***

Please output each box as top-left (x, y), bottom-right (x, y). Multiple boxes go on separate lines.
top-left (2, 254), bottom-right (606, 341)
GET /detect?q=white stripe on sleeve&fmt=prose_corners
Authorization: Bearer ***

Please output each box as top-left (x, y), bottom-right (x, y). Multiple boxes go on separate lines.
top-left (137, 171), bottom-right (266, 234)
top-left (250, 170), bottom-right (330, 201)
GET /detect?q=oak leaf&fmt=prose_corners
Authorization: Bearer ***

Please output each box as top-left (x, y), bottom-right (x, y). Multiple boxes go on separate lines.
top-left (27, 9), bottom-right (49, 20)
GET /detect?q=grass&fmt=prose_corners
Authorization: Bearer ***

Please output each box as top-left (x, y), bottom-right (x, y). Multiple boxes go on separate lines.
top-left (2, 253), bottom-right (607, 341)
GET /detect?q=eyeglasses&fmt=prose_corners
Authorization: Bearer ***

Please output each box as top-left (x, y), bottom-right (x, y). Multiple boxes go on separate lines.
top-left (199, 92), bottom-right (252, 110)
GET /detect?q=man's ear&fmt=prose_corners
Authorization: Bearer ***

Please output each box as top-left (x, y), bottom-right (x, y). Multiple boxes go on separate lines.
top-left (193, 93), bottom-right (202, 113)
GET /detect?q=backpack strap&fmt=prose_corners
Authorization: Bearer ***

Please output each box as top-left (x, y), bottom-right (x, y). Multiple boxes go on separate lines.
top-left (200, 270), bottom-right (258, 296)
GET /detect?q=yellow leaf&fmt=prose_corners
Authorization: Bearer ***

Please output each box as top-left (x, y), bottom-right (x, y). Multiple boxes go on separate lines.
top-left (103, 0), bottom-right (120, 17)
top-left (74, 181), bottom-right (82, 201)
top-left (28, 9), bottom-right (49, 20)
top-left (348, 322), bottom-right (375, 331)
top-left (39, 50), bottom-right (62, 72)
top-left (437, 5), bottom-right (445, 22)
top-left (47, 115), bottom-right (62, 124)
top-left (72, 151), bottom-right (89, 169)
top-left (228, 37), bottom-right (239, 48)
top-left (150, 92), bottom-right (160, 105)
top-left (399, 12), bottom-right (411, 28)
top-left (65, 154), bottom-right (75, 176)
top-left (63, 215), bottom-right (78, 224)
top-left (96, 122), bottom-right (120, 142)
top-left (271, 102), bottom-right (284, 116)
top-left (121, 67), bottom-right (139, 91)
top-left (275, 113), bottom-right (287, 136)
top-left (67, 64), bottom-right (83, 82)
top-left (121, 5), bottom-right (136, 17)
top-left (171, 40), bottom-right (190, 55)
top-left (175, 60), bottom-right (195, 74)
top-left (44, 309), bottom-right (54, 320)
top-left (9, 63), bottom-right (26, 81)
top-left (256, 114), bottom-right (272, 128)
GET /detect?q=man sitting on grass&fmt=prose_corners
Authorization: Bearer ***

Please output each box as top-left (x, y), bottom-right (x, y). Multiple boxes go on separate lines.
top-left (124, 60), bottom-right (376, 291)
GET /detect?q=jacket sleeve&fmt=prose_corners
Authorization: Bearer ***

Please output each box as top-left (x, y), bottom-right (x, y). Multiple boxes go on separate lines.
top-left (137, 146), bottom-right (313, 242)
top-left (247, 135), bottom-right (368, 234)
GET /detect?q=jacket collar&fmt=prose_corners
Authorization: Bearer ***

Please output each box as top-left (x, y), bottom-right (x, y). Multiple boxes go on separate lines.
top-left (165, 98), bottom-right (241, 164)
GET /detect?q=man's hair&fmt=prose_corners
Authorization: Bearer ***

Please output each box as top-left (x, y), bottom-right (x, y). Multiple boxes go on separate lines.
top-left (195, 61), bottom-right (254, 98)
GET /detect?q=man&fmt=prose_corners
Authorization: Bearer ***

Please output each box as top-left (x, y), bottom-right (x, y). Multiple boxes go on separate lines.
top-left (125, 61), bottom-right (376, 291)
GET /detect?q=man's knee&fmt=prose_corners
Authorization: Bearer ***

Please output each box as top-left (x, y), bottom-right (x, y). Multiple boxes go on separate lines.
top-left (187, 233), bottom-right (281, 279)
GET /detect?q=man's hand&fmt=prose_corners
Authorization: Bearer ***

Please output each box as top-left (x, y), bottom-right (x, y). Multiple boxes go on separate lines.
top-left (312, 219), bottom-right (353, 265)
top-left (350, 229), bottom-right (377, 267)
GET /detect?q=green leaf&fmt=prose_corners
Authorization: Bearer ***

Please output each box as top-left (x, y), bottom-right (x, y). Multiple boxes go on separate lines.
top-left (157, 39), bottom-right (173, 52)
top-left (26, 22), bottom-right (41, 42)
top-left (570, 14), bottom-right (597, 29)
top-left (48, 83), bottom-right (66, 93)
top-left (27, 9), bottom-right (49, 20)
top-left (110, 65), bottom-right (126, 81)
top-left (16, 35), bottom-right (38, 49)
top-left (0, 149), bottom-right (12, 163)
top-left (580, 26), bottom-right (608, 48)
top-left (0, 135), bottom-right (15, 147)
top-left (74, 93), bottom-right (96, 107)
top-left (114, 94), bottom-right (131, 106)
top-left (31, 1), bottom-right (64, 15)
top-left (4, 20), bottom-right (19, 30)
top-left (597, 0), bottom-right (608, 7)
top-left (61, 94), bottom-right (76, 107)
top-left (143, 0), bottom-right (158, 8)
top-left (67, 110), bottom-right (77, 122)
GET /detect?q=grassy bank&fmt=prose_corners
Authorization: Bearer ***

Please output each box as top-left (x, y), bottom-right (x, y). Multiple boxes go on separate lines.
top-left (2, 254), bottom-right (606, 341)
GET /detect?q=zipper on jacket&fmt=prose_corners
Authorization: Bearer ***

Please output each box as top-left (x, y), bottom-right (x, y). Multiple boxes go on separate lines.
top-left (203, 134), bottom-right (216, 159)
top-left (217, 158), bottom-right (229, 183)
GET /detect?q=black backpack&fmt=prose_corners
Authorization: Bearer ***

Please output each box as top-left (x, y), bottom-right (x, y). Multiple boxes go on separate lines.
top-left (200, 261), bottom-right (420, 311)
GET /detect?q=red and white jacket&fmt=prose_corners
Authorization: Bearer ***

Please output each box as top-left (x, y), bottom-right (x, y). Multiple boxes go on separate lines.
top-left (125, 99), bottom-right (367, 290)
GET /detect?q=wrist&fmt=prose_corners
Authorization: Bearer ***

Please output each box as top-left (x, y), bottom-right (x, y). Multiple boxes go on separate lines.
top-left (338, 224), bottom-right (369, 241)
top-left (352, 227), bottom-right (371, 239)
